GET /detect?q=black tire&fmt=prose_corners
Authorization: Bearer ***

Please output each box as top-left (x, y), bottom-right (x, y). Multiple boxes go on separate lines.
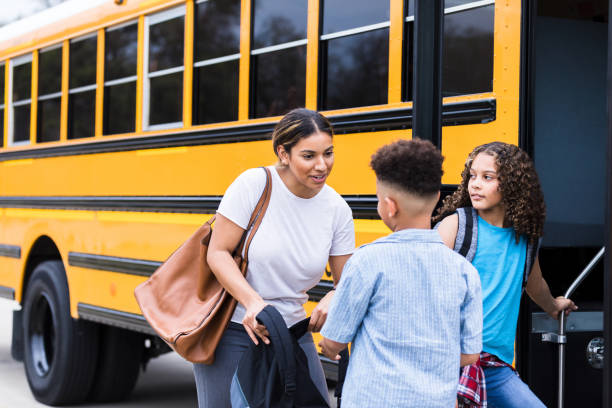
top-left (88, 325), bottom-right (144, 402)
top-left (22, 260), bottom-right (99, 405)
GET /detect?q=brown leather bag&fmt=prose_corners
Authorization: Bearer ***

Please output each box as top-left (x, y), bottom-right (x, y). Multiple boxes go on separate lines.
top-left (135, 167), bottom-right (272, 364)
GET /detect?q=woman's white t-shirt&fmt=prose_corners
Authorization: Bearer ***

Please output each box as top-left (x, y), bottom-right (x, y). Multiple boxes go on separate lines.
top-left (217, 166), bottom-right (355, 326)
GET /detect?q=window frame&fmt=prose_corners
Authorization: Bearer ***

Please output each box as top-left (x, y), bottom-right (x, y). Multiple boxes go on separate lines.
top-left (249, 0), bottom-right (309, 118)
top-left (192, 0), bottom-right (241, 125)
top-left (103, 19), bottom-right (138, 135)
top-left (9, 53), bottom-right (33, 146)
top-left (143, 5), bottom-right (186, 131)
top-left (403, 0), bottom-right (495, 101)
top-left (318, 4), bottom-right (391, 111)
top-left (67, 32), bottom-right (98, 140)
top-left (37, 43), bottom-right (63, 143)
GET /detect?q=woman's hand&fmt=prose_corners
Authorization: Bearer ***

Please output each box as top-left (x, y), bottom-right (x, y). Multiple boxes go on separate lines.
top-left (548, 296), bottom-right (578, 320)
top-left (308, 289), bottom-right (335, 332)
top-left (242, 299), bottom-right (270, 345)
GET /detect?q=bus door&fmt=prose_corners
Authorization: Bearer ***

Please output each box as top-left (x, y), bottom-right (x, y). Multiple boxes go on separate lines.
top-left (518, 1), bottom-right (608, 406)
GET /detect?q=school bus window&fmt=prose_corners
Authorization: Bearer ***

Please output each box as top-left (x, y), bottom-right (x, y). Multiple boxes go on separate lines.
top-left (11, 54), bottom-right (33, 145)
top-left (145, 6), bottom-right (185, 129)
top-left (250, 0), bottom-right (307, 119)
top-left (37, 45), bottom-right (62, 143)
top-left (0, 62), bottom-right (4, 147)
top-left (193, 0), bottom-right (240, 125)
top-left (442, 2), bottom-right (494, 97)
top-left (403, 1), bottom-right (494, 101)
top-left (68, 34), bottom-right (97, 139)
top-left (104, 22), bottom-right (137, 135)
top-left (321, 0), bottom-right (389, 35)
top-left (320, 0), bottom-right (389, 111)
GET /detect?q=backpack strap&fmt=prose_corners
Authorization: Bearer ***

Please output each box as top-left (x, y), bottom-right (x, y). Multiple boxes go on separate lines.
top-left (523, 237), bottom-right (542, 290)
top-left (256, 305), bottom-right (297, 396)
top-left (455, 207), bottom-right (479, 262)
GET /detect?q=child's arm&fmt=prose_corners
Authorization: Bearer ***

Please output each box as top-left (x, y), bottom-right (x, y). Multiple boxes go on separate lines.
top-left (526, 256), bottom-right (577, 319)
top-left (309, 254), bottom-right (351, 332)
top-left (436, 213), bottom-right (458, 249)
top-left (319, 337), bottom-right (348, 361)
top-left (460, 353), bottom-right (479, 367)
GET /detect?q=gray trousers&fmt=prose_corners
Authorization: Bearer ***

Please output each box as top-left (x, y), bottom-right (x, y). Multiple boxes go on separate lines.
top-left (193, 322), bottom-right (329, 408)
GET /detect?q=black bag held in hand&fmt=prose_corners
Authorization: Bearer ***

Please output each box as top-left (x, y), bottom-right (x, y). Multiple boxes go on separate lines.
top-left (230, 306), bottom-right (330, 408)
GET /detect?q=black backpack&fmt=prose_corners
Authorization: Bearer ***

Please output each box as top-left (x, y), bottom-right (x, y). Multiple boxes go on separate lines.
top-left (230, 305), bottom-right (331, 408)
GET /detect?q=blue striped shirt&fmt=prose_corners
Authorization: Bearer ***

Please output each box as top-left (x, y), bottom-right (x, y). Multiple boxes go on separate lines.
top-left (321, 229), bottom-right (482, 408)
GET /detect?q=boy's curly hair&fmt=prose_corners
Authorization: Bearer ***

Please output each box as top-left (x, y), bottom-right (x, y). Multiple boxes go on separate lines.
top-left (370, 139), bottom-right (443, 196)
top-left (433, 142), bottom-right (545, 244)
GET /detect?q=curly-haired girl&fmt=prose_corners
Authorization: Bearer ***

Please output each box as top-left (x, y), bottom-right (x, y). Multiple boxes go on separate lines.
top-left (435, 142), bottom-right (576, 408)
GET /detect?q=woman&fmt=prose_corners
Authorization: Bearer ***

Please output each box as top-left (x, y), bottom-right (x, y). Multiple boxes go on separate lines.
top-left (435, 142), bottom-right (575, 407)
top-left (195, 108), bottom-right (355, 407)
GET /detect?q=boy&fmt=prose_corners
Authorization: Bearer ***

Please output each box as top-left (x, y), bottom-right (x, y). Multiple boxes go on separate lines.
top-left (320, 139), bottom-right (483, 407)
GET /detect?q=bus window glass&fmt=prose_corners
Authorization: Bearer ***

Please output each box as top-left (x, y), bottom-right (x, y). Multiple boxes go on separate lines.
top-left (14, 105), bottom-right (30, 143)
top-left (13, 62), bottom-right (31, 102)
top-left (68, 89), bottom-right (95, 139)
top-left (104, 22), bottom-right (137, 135)
top-left (320, 2), bottom-right (389, 110)
top-left (445, 0), bottom-right (478, 8)
top-left (442, 4), bottom-right (494, 96)
top-left (250, 0), bottom-right (307, 118)
top-left (37, 99), bottom-right (61, 142)
top-left (193, 0), bottom-right (240, 125)
top-left (146, 7), bottom-right (184, 129)
top-left (322, 29), bottom-right (388, 111)
top-left (252, 46), bottom-right (306, 118)
top-left (322, 0), bottom-right (389, 35)
top-left (149, 72), bottom-right (183, 126)
top-left (39, 47), bottom-right (62, 95)
top-left (149, 17), bottom-right (184, 72)
top-left (105, 23), bottom-right (137, 80)
top-left (69, 36), bottom-right (97, 89)
top-left (38, 46), bottom-right (62, 143)
top-left (69, 35), bottom-right (97, 139)
top-left (194, 61), bottom-right (239, 124)
top-left (0, 63), bottom-right (4, 147)
top-left (11, 56), bottom-right (32, 144)
top-left (104, 81), bottom-right (136, 135)
top-left (252, 0), bottom-right (307, 48)
top-left (195, 0), bottom-right (240, 61)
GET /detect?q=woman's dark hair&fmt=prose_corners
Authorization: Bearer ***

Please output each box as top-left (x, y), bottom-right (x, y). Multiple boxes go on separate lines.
top-left (433, 142), bottom-right (546, 244)
top-left (272, 108), bottom-right (334, 157)
top-left (370, 139), bottom-right (443, 196)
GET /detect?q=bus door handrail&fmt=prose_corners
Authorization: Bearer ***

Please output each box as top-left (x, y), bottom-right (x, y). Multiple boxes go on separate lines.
top-left (542, 246), bottom-right (605, 408)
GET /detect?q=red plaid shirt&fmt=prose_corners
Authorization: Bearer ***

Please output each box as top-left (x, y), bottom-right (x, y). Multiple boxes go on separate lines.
top-left (457, 352), bottom-right (514, 407)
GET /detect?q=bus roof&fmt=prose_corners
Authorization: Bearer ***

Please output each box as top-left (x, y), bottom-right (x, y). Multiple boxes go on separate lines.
top-left (0, 0), bottom-right (183, 60)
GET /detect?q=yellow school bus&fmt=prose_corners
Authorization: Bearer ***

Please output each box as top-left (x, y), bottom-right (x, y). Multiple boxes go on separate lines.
top-left (0, 0), bottom-right (608, 406)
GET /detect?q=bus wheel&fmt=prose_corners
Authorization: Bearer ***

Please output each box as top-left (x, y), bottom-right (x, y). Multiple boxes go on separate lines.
top-left (88, 325), bottom-right (144, 402)
top-left (22, 260), bottom-right (99, 405)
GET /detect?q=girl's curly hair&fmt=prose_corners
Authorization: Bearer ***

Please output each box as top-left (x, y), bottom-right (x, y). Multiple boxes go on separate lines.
top-left (433, 142), bottom-right (545, 244)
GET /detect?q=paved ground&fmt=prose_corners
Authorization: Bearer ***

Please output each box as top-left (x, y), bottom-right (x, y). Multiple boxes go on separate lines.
top-left (0, 298), bottom-right (337, 408)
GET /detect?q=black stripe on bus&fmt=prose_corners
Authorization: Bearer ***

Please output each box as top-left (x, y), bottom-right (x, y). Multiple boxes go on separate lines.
top-left (307, 281), bottom-right (335, 302)
top-left (0, 100), bottom-right (495, 162)
top-left (0, 244), bottom-right (21, 259)
top-left (0, 185), bottom-right (458, 219)
top-left (0, 195), bottom-right (380, 218)
top-left (68, 252), bottom-right (161, 277)
top-left (0, 285), bottom-right (15, 300)
top-left (77, 303), bottom-right (156, 335)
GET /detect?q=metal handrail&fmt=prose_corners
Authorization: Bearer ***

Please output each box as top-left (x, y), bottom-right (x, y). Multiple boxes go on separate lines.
top-left (553, 246), bottom-right (605, 408)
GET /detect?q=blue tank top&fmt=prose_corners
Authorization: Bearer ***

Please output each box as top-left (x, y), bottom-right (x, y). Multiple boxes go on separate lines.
top-left (472, 216), bottom-right (527, 365)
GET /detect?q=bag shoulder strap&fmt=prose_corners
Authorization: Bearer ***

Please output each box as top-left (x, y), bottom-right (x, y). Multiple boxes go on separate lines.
top-left (256, 305), bottom-right (297, 396)
top-left (234, 167), bottom-right (272, 265)
top-left (454, 207), bottom-right (478, 262)
top-left (522, 237), bottom-right (541, 290)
